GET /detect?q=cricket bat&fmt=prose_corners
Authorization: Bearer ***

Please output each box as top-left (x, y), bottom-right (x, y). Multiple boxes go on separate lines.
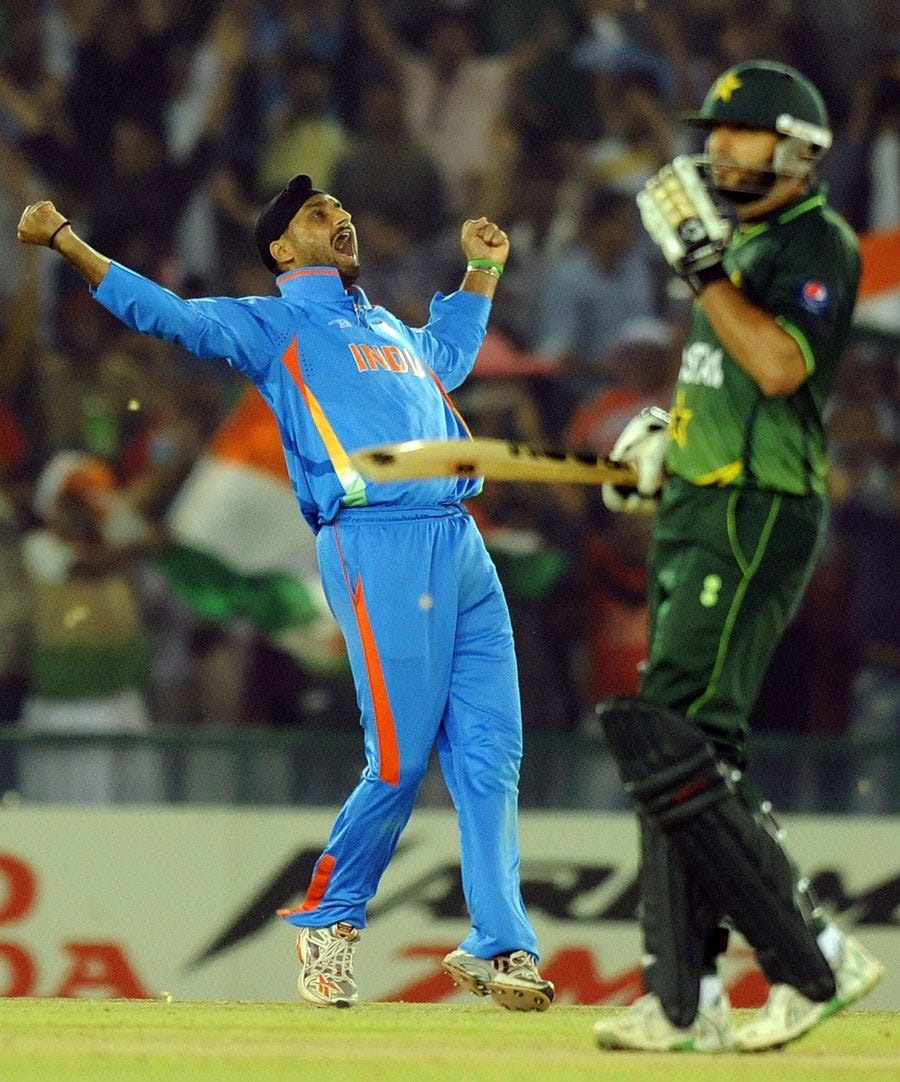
top-left (350, 438), bottom-right (639, 487)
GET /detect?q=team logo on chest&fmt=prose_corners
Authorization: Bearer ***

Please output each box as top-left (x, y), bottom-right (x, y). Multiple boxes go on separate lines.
top-left (348, 342), bottom-right (426, 378)
top-left (678, 342), bottom-right (724, 388)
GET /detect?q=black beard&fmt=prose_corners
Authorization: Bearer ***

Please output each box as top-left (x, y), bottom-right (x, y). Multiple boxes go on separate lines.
top-left (716, 187), bottom-right (767, 205)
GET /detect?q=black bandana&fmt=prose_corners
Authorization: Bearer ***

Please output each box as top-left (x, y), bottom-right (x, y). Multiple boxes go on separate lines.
top-left (254, 174), bottom-right (323, 274)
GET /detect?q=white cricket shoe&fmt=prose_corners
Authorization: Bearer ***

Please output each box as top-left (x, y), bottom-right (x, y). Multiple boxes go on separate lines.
top-left (441, 948), bottom-right (554, 1011)
top-left (593, 992), bottom-right (734, 1052)
top-left (734, 934), bottom-right (885, 1052)
top-left (295, 922), bottom-right (360, 1007)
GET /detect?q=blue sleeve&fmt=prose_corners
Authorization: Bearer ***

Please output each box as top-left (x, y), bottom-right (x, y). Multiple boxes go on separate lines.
top-left (91, 263), bottom-right (288, 375)
top-left (405, 289), bottom-right (492, 391)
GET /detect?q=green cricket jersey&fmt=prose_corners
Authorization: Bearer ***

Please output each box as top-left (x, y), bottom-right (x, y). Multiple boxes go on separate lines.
top-left (666, 187), bottom-right (861, 495)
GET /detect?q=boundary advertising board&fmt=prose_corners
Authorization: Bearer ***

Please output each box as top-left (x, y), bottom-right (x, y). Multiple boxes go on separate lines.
top-left (0, 808), bottom-right (896, 1006)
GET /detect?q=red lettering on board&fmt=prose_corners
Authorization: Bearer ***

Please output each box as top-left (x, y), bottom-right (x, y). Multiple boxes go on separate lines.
top-left (542, 948), bottom-right (644, 1004)
top-left (0, 855), bottom-right (37, 923)
top-left (0, 942), bottom-right (37, 996)
top-left (55, 942), bottom-right (151, 999)
top-left (382, 944), bottom-right (770, 1007)
top-left (382, 945), bottom-right (645, 1005)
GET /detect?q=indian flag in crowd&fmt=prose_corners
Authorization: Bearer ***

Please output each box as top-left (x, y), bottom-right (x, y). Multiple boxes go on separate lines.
top-left (854, 226), bottom-right (900, 346)
top-left (158, 386), bottom-right (346, 673)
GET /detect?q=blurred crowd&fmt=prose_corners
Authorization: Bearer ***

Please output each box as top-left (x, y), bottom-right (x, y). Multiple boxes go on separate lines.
top-left (0, 0), bottom-right (897, 810)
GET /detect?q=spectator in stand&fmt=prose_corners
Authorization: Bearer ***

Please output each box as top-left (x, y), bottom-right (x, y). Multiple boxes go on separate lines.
top-left (705, 3), bottom-right (792, 74)
top-left (16, 452), bottom-right (164, 803)
top-left (249, 0), bottom-right (354, 129)
top-left (477, 138), bottom-right (580, 350)
top-left (164, 3), bottom-right (255, 294)
top-left (329, 71), bottom-right (451, 326)
top-left (0, 405), bottom-right (30, 789)
top-left (580, 512), bottom-right (651, 703)
top-left (256, 50), bottom-right (350, 196)
top-left (564, 317), bottom-right (680, 459)
top-left (569, 0), bottom-right (679, 103)
top-left (475, 0), bottom-right (583, 54)
top-left (826, 343), bottom-right (900, 814)
top-left (562, 319), bottom-right (679, 799)
top-left (83, 116), bottom-right (198, 280)
top-left (826, 62), bottom-right (900, 234)
top-left (494, 3), bottom-right (596, 153)
top-left (62, 0), bottom-right (186, 160)
top-left (532, 185), bottom-right (659, 438)
top-left (2, 21), bottom-right (243, 294)
top-left (331, 74), bottom-right (449, 245)
top-left (356, 0), bottom-right (544, 215)
top-left (583, 68), bottom-right (685, 198)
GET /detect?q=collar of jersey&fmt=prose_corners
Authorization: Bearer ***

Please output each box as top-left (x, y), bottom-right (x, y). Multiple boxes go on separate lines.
top-left (735, 189), bottom-right (826, 252)
top-left (276, 266), bottom-right (371, 307)
top-left (735, 185), bottom-right (826, 244)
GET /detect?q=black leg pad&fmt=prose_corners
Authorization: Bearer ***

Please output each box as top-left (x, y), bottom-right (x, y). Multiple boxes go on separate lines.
top-left (598, 697), bottom-right (836, 1002)
top-left (639, 816), bottom-right (712, 1026)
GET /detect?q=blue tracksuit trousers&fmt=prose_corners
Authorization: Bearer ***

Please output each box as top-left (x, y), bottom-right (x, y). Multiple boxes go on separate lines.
top-left (281, 503), bottom-right (537, 959)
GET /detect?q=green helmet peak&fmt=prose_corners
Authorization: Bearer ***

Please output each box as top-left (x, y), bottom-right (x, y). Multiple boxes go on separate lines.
top-left (682, 61), bottom-right (831, 150)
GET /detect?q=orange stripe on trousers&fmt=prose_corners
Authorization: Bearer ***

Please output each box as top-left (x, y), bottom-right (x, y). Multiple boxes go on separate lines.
top-left (277, 853), bottom-right (337, 916)
top-left (352, 575), bottom-right (401, 787)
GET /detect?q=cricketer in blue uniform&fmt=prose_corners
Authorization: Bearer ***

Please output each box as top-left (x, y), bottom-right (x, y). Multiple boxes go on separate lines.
top-left (17, 175), bottom-right (553, 1010)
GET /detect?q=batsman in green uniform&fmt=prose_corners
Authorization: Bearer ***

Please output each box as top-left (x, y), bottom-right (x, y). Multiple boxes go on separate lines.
top-left (592, 61), bottom-right (884, 1054)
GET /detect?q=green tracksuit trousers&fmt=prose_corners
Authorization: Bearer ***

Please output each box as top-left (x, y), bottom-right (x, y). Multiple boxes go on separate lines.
top-left (640, 476), bottom-right (826, 766)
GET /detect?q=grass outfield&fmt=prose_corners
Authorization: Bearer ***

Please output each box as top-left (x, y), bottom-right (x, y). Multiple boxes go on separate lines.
top-left (0, 1000), bottom-right (897, 1082)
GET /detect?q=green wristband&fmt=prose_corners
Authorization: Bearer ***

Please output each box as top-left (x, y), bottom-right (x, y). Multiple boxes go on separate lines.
top-left (467, 258), bottom-right (504, 278)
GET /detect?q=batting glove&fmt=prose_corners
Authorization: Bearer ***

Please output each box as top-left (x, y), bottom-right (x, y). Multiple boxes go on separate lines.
top-left (637, 156), bottom-right (732, 294)
top-left (601, 406), bottom-right (670, 514)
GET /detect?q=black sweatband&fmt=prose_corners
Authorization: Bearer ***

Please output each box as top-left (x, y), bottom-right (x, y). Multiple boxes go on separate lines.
top-left (688, 262), bottom-right (729, 292)
top-left (47, 221), bottom-right (71, 250)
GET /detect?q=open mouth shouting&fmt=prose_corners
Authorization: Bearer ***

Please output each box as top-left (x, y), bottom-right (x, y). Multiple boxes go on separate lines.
top-left (332, 225), bottom-right (357, 261)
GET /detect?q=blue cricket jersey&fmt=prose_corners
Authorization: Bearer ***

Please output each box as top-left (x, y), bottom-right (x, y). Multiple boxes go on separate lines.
top-left (93, 263), bottom-right (489, 530)
top-left (92, 262), bottom-right (540, 956)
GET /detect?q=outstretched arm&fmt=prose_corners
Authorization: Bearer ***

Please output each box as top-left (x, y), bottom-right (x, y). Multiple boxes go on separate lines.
top-left (17, 199), bottom-right (282, 375)
top-left (17, 201), bottom-right (111, 287)
top-left (356, 0), bottom-right (406, 78)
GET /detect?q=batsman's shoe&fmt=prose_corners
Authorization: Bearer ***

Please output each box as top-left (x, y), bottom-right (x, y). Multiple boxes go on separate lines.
top-left (295, 922), bottom-right (360, 1008)
top-left (442, 948), bottom-right (554, 1011)
top-left (735, 934), bottom-right (885, 1052)
top-left (593, 992), bottom-right (734, 1052)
